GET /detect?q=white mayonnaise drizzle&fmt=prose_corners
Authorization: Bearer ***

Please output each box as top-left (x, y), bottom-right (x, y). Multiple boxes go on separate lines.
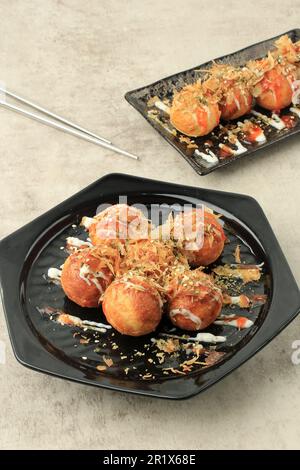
top-left (271, 113), bottom-right (286, 129)
top-left (159, 332), bottom-right (226, 344)
top-left (81, 216), bottom-right (94, 229)
top-left (190, 332), bottom-right (226, 343)
top-left (79, 264), bottom-right (92, 285)
top-left (219, 139), bottom-right (247, 157)
top-left (95, 271), bottom-right (109, 280)
top-left (79, 264), bottom-right (108, 293)
top-left (90, 277), bottom-right (103, 293)
top-left (229, 296), bottom-right (243, 305)
top-left (154, 100), bottom-right (170, 114)
top-left (254, 132), bottom-right (267, 143)
top-left (164, 125), bottom-right (176, 135)
top-left (242, 90), bottom-right (249, 107)
top-left (81, 319), bottom-right (111, 329)
top-left (66, 237), bottom-right (92, 250)
top-left (169, 308), bottom-right (202, 329)
top-left (292, 81), bottom-right (300, 105)
top-left (232, 139), bottom-right (247, 155)
top-left (194, 149), bottom-right (218, 164)
top-left (207, 104), bottom-right (211, 120)
top-left (55, 313), bottom-right (111, 332)
top-left (47, 267), bottom-right (62, 282)
top-left (251, 110), bottom-right (285, 130)
top-left (290, 106), bottom-right (300, 118)
top-left (214, 317), bottom-right (254, 329)
top-left (233, 95), bottom-right (241, 111)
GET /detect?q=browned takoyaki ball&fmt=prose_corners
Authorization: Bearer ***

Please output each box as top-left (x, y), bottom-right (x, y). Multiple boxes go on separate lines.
top-left (248, 51), bottom-right (296, 111)
top-left (254, 66), bottom-right (294, 111)
top-left (102, 273), bottom-right (163, 336)
top-left (173, 208), bottom-right (226, 267)
top-left (87, 204), bottom-right (150, 245)
top-left (166, 267), bottom-right (223, 331)
top-left (61, 244), bottom-right (120, 308)
top-left (170, 82), bottom-right (221, 137)
top-left (203, 64), bottom-right (253, 120)
top-left (220, 85), bottom-right (253, 120)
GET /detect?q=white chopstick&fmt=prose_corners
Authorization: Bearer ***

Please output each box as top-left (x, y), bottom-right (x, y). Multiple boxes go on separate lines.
top-left (0, 86), bottom-right (111, 144)
top-left (0, 100), bottom-right (139, 160)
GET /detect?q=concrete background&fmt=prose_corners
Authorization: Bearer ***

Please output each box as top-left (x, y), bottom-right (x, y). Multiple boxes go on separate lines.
top-left (1, 0), bottom-right (300, 450)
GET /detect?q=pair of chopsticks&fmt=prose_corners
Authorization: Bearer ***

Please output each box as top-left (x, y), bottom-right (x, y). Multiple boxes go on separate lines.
top-left (0, 86), bottom-right (139, 160)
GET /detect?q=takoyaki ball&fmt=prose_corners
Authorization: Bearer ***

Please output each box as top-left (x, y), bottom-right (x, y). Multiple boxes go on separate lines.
top-left (255, 67), bottom-right (293, 110)
top-left (220, 85), bottom-right (253, 120)
top-left (102, 273), bottom-right (162, 336)
top-left (61, 247), bottom-right (116, 308)
top-left (167, 268), bottom-right (223, 331)
top-left (203, 64), bottom-right (253, 120)
top-left (248, 53), bottom-right (296, 111)
top-left (124, 239), bottom-right (177, 281)
top-left (87, 204), bottom-right (150, 245)
top-left (173, 208), bottom-right (226, 267)
top-left (170, 82), bottom-right (221, 137)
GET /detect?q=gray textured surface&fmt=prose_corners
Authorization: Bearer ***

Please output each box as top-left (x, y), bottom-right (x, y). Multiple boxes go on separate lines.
top-left (1, 0), bottom-right (300, 450)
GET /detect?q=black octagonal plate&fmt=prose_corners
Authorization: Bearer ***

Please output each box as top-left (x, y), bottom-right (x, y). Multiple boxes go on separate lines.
top-left (0, 174), bottom-right (299, 399)
top-left (125, 29), bottom-right (300, 175)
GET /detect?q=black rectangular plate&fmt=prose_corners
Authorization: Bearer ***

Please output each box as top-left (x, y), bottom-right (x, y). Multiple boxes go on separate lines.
top-left (125, 30), bottom-right (300, 175)
top-left (0, 174), bottom-right (299, 399)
